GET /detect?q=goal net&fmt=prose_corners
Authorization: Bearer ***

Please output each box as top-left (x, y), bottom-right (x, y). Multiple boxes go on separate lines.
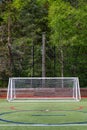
top-left (7, 77), bottom-right (81, 102)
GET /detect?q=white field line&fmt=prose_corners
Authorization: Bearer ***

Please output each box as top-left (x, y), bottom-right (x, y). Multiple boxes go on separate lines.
top-left (0, 124), bottom-right (87, 127)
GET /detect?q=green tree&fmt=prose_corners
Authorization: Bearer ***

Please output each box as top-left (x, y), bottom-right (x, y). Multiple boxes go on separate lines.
top-left (12, 0), bottom-right (49, 77)
top-left (48, 0), bottom-right (87, 77)
top-left (48, 0), bottom-right (87, 46)
top-left (0, 0), bottom-right (26, 78)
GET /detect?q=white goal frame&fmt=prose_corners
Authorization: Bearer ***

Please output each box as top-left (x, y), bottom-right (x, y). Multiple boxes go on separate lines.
top-left (7, 77), bottom-right (81, 102)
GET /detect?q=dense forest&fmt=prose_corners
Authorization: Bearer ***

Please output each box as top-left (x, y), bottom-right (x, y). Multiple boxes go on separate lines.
top-left (0, 0), bottom-right (87, 88)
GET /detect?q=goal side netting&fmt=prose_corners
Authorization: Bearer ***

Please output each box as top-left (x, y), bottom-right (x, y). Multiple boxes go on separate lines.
top-left (7, 77), bottom-right (81, 102)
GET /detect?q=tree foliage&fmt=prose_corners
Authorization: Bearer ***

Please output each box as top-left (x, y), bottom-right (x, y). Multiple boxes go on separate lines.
top-left (0, 0), bottom-right (87, 87)
top-left (48, 0), bottom-right (87, 46)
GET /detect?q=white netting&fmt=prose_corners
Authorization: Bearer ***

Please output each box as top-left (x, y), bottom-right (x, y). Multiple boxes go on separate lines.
top-left (7, 77), bottom-right (81, 102)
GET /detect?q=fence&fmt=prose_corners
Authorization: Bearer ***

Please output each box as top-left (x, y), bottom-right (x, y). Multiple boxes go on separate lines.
top-left (0, 88), bottom-right (87, 98)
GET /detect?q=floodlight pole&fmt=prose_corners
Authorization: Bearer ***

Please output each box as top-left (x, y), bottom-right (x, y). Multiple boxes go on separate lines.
top-left (32, 39), bottom-right (34, 77)
top-left (54, 45), bottom-right (56, 77)
top-left (42, 32), bottom-right (46, 78)
top-left (42, 32), bottom-right (46, 87)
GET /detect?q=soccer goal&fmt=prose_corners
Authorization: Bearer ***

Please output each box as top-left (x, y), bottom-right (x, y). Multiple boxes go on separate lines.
top-left (7, 77), bottom-right (81, 102)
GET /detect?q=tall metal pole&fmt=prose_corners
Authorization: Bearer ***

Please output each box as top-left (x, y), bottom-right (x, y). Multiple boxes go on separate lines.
top-left (42, 32), bottom-right (46, 77)
top-left (42, 32), bottom-right (46, 87)
top-left (32, 40), bottom-right (34, 77)
top-left (54, 45), bottom-right (56, 77)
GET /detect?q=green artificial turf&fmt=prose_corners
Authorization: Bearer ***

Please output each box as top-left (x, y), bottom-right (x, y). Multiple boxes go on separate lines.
top-left (0, 99), bottom-right (87, 130)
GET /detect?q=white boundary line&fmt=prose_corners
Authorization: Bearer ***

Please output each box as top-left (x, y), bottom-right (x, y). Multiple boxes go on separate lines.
top-left (0, 124), bottom-right (87, 126)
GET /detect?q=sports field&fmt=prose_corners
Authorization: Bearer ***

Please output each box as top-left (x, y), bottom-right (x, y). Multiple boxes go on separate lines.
top-left (0, 99), bottom-right (87, 130)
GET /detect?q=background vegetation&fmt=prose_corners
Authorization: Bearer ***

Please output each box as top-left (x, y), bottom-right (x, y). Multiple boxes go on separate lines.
top-left (0, 0), bottom-right (87, 87)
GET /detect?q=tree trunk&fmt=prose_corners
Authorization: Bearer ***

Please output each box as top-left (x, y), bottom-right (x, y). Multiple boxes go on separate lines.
top-left (7, 14), bottom-right (14, 74)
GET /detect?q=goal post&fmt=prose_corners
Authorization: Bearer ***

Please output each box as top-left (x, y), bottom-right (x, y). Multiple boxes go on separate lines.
top-left (7, 77), bottom-right (81, 102)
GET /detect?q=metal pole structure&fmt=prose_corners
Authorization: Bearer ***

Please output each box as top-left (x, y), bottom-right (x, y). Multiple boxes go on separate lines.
top-left (42, 32), bottom-right (46, 87)
top-left (42, 32), bottom-right (46, 77)
top-left (54, 45), bottom-right (56, 77)
top-left (32, 40), bottom-right (34, 77)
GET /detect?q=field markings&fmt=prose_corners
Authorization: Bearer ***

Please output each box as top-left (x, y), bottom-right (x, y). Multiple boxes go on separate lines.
top-left (32, 114), bottom-right (66, 116)
top-left (0, 123), bottom-right (87, 127)
top-left (0, 105), bottom-right (87, 127)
